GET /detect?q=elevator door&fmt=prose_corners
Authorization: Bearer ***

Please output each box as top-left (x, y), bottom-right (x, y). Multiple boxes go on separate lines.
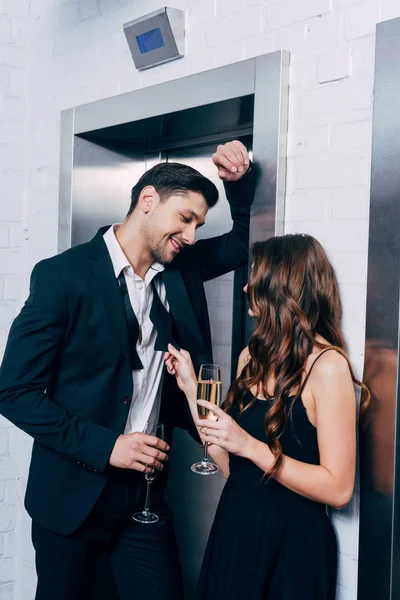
top-left (163, 143), bottom-right (235, 596)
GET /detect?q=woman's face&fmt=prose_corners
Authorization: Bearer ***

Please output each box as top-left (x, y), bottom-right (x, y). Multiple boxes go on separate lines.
top-left (243, 264), bottom-right (255, 317)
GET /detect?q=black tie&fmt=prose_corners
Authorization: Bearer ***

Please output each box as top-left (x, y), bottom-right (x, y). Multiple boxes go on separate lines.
top-left (149, 276), bottom-right (179, 352)
top-left (117, 272), bottom-right (143, 370)
top-left (117, 271), bottom-right (179, 371)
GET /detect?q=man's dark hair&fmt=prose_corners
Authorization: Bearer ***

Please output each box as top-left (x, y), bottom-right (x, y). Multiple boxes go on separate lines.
top-left (127, 162), bottom-right (219, 216)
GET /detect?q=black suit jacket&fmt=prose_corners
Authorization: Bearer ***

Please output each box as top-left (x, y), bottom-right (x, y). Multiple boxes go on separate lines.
top-left (0, 170), bottom-right (255, 535)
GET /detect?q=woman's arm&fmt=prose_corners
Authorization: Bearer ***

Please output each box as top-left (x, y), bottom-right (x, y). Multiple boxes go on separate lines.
top-left (165, 344), bottom-right (253, 478)
top-left (199, 351), bottom-right (357, 509)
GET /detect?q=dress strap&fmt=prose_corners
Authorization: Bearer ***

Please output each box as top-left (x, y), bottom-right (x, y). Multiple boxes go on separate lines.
top-left (299, 348), bottom-right (337, 395)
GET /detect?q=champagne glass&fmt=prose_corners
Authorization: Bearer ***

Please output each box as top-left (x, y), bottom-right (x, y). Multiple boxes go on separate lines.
top-left (133, 422), bottom-right (165, 524)
top-left (191, 364), bottom-right (222, 475)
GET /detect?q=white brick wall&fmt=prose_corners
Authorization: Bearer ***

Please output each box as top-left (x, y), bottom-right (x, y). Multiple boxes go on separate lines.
top-left (0, 0), bottom-right (29, 596)
top-left (0, 0), bottom-right (399, 597)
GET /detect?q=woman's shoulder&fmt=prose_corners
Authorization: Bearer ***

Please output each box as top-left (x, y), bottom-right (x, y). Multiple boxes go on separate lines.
top-left (306, 347), bottom-right (352, 389)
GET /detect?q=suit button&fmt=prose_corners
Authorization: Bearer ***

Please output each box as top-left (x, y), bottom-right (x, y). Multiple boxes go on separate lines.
top-left (123, 396), bottom-right (131, 405)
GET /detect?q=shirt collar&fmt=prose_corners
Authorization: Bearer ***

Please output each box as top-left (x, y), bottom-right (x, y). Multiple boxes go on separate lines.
top-left (103, 224), bottom-right (165, 281)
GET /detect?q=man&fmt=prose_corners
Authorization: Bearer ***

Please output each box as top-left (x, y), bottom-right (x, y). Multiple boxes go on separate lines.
top-left (0, 140), bottom-right (255, 599)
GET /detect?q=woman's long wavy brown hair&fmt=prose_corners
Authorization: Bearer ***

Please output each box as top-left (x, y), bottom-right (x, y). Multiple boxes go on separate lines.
top-left (224, 234), bottom-right (369, 478)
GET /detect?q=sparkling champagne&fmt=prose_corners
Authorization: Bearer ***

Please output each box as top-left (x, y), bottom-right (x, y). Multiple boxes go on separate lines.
top-left (197, 380), bottom-right (222, 419)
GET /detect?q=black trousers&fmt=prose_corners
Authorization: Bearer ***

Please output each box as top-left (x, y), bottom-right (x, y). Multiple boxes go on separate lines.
top-left (32, 469), bottom-right (184, 600)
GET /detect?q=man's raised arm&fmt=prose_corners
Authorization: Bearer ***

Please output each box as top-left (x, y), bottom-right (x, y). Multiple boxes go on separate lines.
top-left (186, 140), bottom-right (256, 282)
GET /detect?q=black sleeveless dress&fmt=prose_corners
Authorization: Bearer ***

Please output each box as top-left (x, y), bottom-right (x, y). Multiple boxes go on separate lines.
top-left (196, 391), bottom-right (337, 600)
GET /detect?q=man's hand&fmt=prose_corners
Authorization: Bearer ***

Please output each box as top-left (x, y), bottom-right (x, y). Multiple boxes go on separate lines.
top-left (212, 140), bottom-right (250, 182)
top-left (109, 432), bottom-right (169, 472)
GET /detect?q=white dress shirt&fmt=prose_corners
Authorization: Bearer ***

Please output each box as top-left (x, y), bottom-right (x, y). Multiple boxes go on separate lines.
top-left (103, 225), bottom-right (169, 434)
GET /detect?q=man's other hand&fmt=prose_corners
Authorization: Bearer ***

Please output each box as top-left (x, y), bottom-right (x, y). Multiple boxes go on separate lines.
top-left (109, 432), bottom-right (169, 472)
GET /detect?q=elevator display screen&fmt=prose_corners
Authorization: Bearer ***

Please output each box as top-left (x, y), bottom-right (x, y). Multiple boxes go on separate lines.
top-left (123, 8), bottom-right (184, 70)
top-left (136, 28), bottom-right (165, 54)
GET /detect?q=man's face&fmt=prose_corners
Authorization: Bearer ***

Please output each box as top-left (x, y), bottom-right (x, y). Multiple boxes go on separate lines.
top-left (142, 191), bottom-right (209, 265)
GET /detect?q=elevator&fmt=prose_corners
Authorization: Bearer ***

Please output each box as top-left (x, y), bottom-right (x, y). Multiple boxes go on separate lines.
top-left (58, 52), bottom-right (289, 597)
top-left (358, 15), bottom-right (400, 600)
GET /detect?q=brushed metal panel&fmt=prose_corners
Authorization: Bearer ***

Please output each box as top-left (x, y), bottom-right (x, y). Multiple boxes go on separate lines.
top-left (246, 51), bottom-right (289, 339)
top-left (71, 137), bottom-right (145, 245)
top-left (251, 51), bottom-right (289, 244)
top-left (74, 59), bottom-right (256, 134)
top-left (358, 16), bottom-right (400, 600)
top-left (80, 96), bottom-right (254, 152)
top-left (58, 108), bottom-right (74, 253)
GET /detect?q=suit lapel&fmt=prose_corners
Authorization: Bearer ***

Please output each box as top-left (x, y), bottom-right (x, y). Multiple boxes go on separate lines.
top-left (86, 227), bottom-right (212, 371)
top-left (87, 228), bottom-right (131, 367)
top-left (162, 267), bottom-right (211, 367)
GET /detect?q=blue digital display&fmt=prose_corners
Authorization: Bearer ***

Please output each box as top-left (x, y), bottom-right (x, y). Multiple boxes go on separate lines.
top-left (136, 28), bottom-right (165, 54)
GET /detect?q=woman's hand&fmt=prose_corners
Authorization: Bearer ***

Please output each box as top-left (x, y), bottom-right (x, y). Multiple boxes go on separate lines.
top-left (164, 344), bottom-right (198, 398)
top-left (196, 401), bottom-right (255, 458)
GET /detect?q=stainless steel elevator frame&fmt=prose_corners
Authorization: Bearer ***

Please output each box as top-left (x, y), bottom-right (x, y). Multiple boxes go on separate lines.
top-left (58, 52), bottom-right (289, 597)
top-left (59, 53), bottom-right (289, 252)
top-left (358, 16), bottom-right (400, 600)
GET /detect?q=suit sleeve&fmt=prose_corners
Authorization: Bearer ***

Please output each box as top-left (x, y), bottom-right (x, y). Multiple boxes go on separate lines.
top-left (161, 375), bottom-right (201, 444)
top-left (186, 163), bottom-right (256, 282)
top-left (0, 260), bottom-right (119, 471)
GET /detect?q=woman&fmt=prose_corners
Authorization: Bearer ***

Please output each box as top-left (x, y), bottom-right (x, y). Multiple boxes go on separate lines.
top-left (165, 234), bottom-right (369, 600)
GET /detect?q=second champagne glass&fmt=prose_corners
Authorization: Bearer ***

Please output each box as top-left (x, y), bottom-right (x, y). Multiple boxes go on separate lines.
top-left (191, 364), bottom-right (222, 475)
top-left (133, 422), bottom-right (165, 524)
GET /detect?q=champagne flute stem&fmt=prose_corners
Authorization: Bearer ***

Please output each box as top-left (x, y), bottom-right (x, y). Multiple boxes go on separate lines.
top-left (144, 480), bottom-right (152, 513)
top-left (202, 441), bottom-right (210, 463)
